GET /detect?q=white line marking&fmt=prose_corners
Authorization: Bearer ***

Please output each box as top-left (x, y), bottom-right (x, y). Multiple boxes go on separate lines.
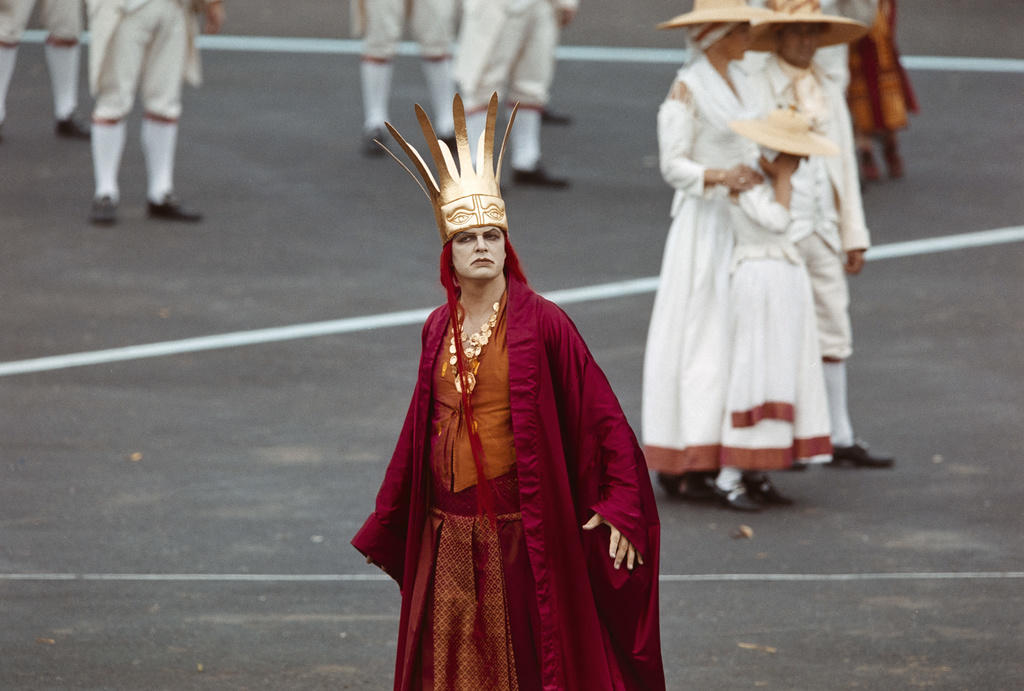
top-left (18, 30), bottom-right (1024, 72)
top-left (0, 226), bottom-right (1022, 378)
top-left (1, 572), bottom-right (1021, 583)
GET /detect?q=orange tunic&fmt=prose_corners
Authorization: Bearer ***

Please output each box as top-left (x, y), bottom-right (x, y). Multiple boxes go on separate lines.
top-left (430, 294), bottom-right (515, 492)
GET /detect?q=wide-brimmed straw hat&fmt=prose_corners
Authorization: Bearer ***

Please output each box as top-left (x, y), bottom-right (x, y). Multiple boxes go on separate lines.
top-left (750, 0), bottom-right (869, 50)
top-left (658, 0), bottom-right (773, 30)
top-left (729, 109), bottom-right (840, 157)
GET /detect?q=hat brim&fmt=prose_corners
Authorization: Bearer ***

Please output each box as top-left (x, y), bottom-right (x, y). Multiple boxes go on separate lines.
top-left (658, 7), bottom-right (774, 30)
top-left (729, 118), bottom-right (840, 157)
top-left (749, 14), bottom-right (869, 50)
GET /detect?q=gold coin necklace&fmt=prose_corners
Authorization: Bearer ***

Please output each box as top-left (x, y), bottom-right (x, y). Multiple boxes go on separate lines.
top-left (445, 299), bottom-right (500, 394)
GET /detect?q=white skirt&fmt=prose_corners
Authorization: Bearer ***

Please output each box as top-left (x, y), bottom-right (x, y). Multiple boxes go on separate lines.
top-left (720, 257), bottom-right (832, 470)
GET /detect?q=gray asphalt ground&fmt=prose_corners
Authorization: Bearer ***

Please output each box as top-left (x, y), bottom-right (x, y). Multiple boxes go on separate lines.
top-left (2, 1), bottom-right (1023, 689)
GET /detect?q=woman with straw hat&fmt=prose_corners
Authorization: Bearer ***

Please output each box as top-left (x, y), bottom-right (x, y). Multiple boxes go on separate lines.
top-left (711, 108), bottom-right (840, 508)
top-left (641, 0), bottom-right (775, 506)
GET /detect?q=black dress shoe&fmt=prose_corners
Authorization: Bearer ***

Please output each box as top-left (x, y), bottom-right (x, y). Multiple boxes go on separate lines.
top-left (715, 486), bottom-right (762, 512)
top-left (744, 472), bottom-right (794, 505)
top-left (361, 127), bottom-right (386, 157)
top-left (55, 111), bottom-right (91, 140)
top-left (657, 472), bottom-right (717, 501)
top-left (512, 165), bottom-right (569, 189)
top-left (829, 441), bottom-right (894, 468)
top-left (541, 108), bottom-right (572, 126)
top-left (148, 194), bottom-right (202, 222)
top-left (89, 196), bottom-right (117, 225)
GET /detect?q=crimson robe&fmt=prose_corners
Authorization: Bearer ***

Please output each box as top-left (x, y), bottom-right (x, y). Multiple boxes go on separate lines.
top-left (352, 275), bottom-right (665, 691)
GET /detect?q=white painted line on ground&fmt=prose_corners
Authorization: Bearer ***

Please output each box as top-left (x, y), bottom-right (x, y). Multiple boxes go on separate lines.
top-left (0, 226), bottom-right (1021, 378)
top-left (1, 571), bottom-right (1021, 583)
top-left (19, 30), bottom-right (1024, 72)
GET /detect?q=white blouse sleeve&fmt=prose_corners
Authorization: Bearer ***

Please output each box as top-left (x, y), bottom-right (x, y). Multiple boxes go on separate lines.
top-left (657, 93), bottom-right (707, 197)
top-left (737, 184), bottom-right (791, 234)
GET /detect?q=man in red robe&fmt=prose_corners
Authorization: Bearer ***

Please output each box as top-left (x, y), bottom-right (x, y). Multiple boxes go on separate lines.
top-left (352, 93), bottom-right (665, 690)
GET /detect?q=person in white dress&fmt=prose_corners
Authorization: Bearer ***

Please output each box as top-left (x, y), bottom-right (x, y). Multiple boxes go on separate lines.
top-left (0, 0), bottom-right (90, 141)
top-left (641, 0), bottom-right (771, 506)
top-left (749, 0), bottom-right (894, 468)
top-left (714, 108), bottom-right (838, 511)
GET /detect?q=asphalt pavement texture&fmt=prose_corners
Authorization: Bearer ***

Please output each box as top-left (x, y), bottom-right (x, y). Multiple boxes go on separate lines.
top-left (1, 1), bottom-right (1022, 689)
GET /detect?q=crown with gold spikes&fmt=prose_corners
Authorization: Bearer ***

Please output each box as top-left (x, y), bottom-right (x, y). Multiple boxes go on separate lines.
top-left (382, 92), bottom-right (518, 244)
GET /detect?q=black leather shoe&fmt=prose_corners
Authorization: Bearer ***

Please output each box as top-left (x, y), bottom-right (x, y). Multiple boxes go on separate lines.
top-left (148, 194), bottom-right (202, 222)
top-left (541, 108), bottom-right (572, 126)
top-left (512, 165), bottom-right (569, 189)
top-left (716, 486), bottom-right (762, 512)
top-left (744, 472), bottom-right (794, 505)
top-left (657, 472), bottom-right (717, 501)
top-left (55, 111), bottom-right (91, 140)
top-left (829, 441), bottom-right (894, 468)
top-left (89, 196), bottom-right (117, 225)
top-left (362, 127), bottom-right (386, 157)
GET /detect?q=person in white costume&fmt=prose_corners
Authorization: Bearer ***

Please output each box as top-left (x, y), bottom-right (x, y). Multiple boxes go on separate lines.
top-left (641, 0), bottom-right (775, 508)
top-left (353, 0), bottom-right (456, 157)
top-left (749, 0), bottom-right (893, 468)
top-left (0, 0), bottom-right (90, 141)
top-left (714, 108), bottom-right (838, 511)
top-left (455, 0), bottom-right (577, 188)
top-left (86, 0), bottom-right (225, 225)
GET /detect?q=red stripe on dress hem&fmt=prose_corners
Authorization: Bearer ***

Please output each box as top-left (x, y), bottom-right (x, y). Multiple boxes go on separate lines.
top-left (0, 41), bottom-right (19, 48)
top-left (92, 117), bottom-right (123, 125)
top-left (644, 444), bottom-right (720, 473)
top-left (731, 401), bottom-right (795, 428)
top-left (143, 111), bottom-right (178, 124)
top-left (421, 54), bottom-right (450, 62)
top-left (361, 55), bottom-right (392, 64)
top-left (45, 36), bottom-right (79, 47)
top-left (721, 435), bottom-right (833, 470)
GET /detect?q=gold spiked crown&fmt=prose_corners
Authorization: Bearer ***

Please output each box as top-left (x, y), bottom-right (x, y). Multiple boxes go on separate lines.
top-left (383, 92), bottom-right (518, 243)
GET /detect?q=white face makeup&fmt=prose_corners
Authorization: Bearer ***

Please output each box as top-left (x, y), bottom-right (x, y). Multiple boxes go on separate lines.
top-left (450, 227), bottom-right (507, 284)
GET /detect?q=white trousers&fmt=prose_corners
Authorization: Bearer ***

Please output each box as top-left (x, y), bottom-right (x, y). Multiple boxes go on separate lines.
top-left (358, 0), bottom-right (454, 60)
top-left (796, 232), bottom-right (853, 360)
top-left (455, 0), bottom-right (558, 110)
top-left (0, 0), bottom-right (82, 44)
top-left (90, 0), bottom-right (188, 121)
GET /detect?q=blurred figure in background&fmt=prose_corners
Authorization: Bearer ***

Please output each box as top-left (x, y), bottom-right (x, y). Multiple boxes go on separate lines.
top-left (86, 0), bottom-right (225, 226)
top-left (846, 0), bottom-right (917, 180)
top-left (0, 0), bottom-right (90, 141)
top-left (750, 0), bottom-right (894, 468)
top-left (456, 0), bottom-right (578, 188)
top-left (641, 0), bottom-right (771, 509)
top-left (352, 0), bottom-right (456, 157)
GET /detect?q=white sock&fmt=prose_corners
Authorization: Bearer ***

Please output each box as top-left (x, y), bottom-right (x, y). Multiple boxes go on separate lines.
top-left (420, 57), bottom-right (455, 137)
top-left (44, 43), bottom-right (79, 120)
top-left (715, 466), bottom-right (743, 493)
top-left (360, 60), bottom-right (392, 132)
top-left (823, 360), bottom-right (855, 447)
top-left (141, 118), bottom-right (178, 203)
top-left (465, 108), bottom-right (488, 161)
top-left (509, 107), bottom-right (541, 172)
top-left (91, 120), bottom-right (126, 201)
top-left (0, 46), bottom-right (18, 124)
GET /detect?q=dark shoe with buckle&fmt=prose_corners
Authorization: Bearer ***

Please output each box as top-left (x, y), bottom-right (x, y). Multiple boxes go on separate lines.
top-left (744, 472), bottom-right (794, 505)
top-left (89, 196), bottom-right (117, 225)
top-left (541, 108), bottom-right (572, 126)
top-left (512, 165), bottom-right (569, 189)
top-left (716, 486), bottom-right (762, 512)
top-left (148, 193), bottom-right (202, 222)
top-left (829, 441), bottom-right (894, 468)
top-left (361, 127), bottom-right (386, 157)
top-left (55, 111), bottom-right (91, 140)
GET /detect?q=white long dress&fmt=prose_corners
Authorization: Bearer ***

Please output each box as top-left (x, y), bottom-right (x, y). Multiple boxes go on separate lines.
top-left (720, 183), bottom-right (832, 468)
top-left (642, 55), bottom-right (761, 474)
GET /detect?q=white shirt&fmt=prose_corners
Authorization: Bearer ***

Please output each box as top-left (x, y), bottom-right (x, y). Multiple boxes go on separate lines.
top-left (788, 156), bottom-right (840, 250)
